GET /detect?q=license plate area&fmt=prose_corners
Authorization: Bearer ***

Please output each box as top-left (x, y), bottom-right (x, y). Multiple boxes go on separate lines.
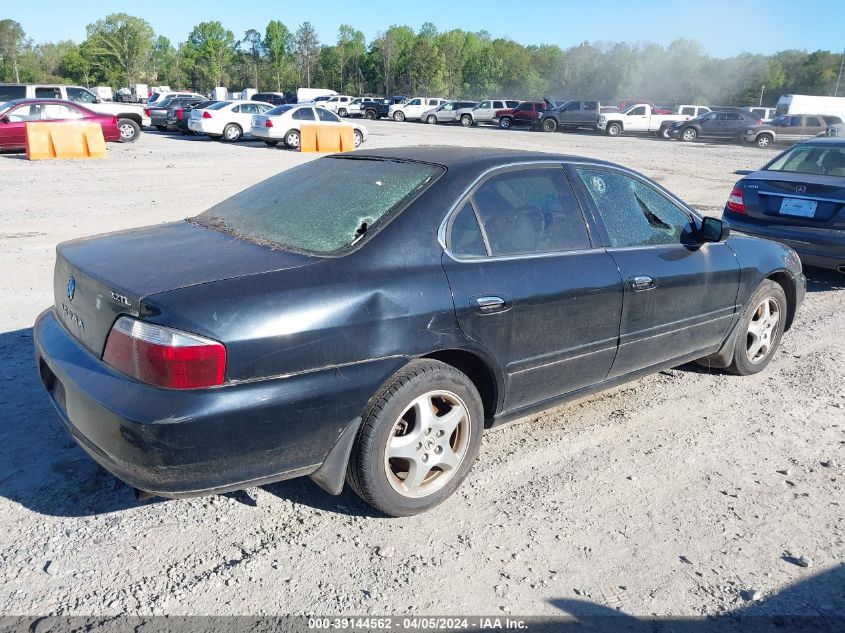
top-left (780, 198), bottom-right (817, 218)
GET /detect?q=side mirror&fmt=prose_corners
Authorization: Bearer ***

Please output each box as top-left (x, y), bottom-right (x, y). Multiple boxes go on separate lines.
top-left (701, 216), bottom-right (730, 243)
top-left (0, 116), bottom-right (8, 124)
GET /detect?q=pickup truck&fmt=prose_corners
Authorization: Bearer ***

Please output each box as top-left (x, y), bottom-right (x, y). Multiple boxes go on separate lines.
top-left (496, 101), bottom-right (552, 129)
top-left (537, 100), bottom-right (602, 132)
top-left (597, 103), bottom-right (694, 137)
top-left (361, 96), bottom-right (407, 120)
top-left (0, 83), bottom-right (149, 142)
top-left (389, 97), bottom-right (448, 122)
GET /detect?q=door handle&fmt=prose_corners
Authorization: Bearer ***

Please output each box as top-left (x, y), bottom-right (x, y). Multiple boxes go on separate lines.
top-left (630, 275), bottom-right (657, 291)
top-left (474, 295), bottom-right (507, 313)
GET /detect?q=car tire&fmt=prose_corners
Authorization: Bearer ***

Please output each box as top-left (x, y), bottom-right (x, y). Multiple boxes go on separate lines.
top-left (427, 115), bottom-right (437, 125)
top-left (222, 124), bottom-right (242, 142)
top-left (284, 129), bottom-right (301, 149)
top-left (659, 125), bottom-right (672, 139)
top-left (755, 133), bottom-right (773, 149)
top-left (353, 129), bottom-right (363, 147)
top-left (542, 118), bottom-right (558, 133)
top-left (460, 114), bottom-right (473, 127)
top-left (726, 280), bottom-right (787, 376)
top-left (499, 117), bottom-right (512, 129)
top-left (364, 110), bottom-right (377, 120)
top-left (681, 127), bottom-right (697, 142)
top-left (117, 119), bottom-right (140, 143)
top-left (606, 122), bottom-right (622, 136)
top-left (264, 140), bottom-right (279, 147)
top-left (346, 359), bottom-right (484, 517)
top-left (338, 108), bottom-right (348, 117)
top-left (393, 111), bottom-right (406, 122)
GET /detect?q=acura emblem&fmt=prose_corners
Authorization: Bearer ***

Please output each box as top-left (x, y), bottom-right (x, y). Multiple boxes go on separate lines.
top-left (795, 185), bottom-right (807, 194)
top-left (66, 276), bottom-right (76, 301)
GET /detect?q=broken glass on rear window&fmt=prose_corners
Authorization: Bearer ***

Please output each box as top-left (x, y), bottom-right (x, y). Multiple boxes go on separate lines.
top-left (194, 157), bottom-right (442, 254)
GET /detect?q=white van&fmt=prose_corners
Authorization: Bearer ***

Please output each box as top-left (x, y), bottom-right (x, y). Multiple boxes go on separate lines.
top-left (775, 94), bottom-right (845, 119)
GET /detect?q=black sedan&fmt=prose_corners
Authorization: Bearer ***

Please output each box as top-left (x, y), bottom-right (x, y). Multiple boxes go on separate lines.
top-left (34, 148), bottom-right (805, 516)
top-left (724, 137), bottom-right (845, 271)
top-left (667, 109), bottom-right (760, 142)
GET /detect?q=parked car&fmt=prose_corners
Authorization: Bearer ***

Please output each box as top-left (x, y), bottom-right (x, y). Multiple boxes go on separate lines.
top-left (147, 91), bottom-right (205, 107)
top-left (147, 96), bottom-right (179, 130)
top-left (0, 98), bottom-right (121, 150)
top-left (322, 95), bottom-right (355, 117)
top-left (165, 96), bottom-right (209, 133)
top-left (188, 100), bottom-right (273, 141)
top-left (740, 114), bottom-right (841, 148)
top-left (173, 100), bottom-right (218, 135)
top-left (596, 103), bottom-right (694, 137)
top-left (724, 137), bottom-right (845, 271)
top-left (346, 97), bottom-right (378, 118)
top-left (496, 101), bottom-right (550, 129)
top-left (421, 101), bottom-right (478, 125)
top-left (389, 97), bottom-right (448, 122)
top-left (536, 100), bottom-right (601, 132)
top-left (825, 122), bottom-right (845, 137)
top-left (667, 110), bottom-right (760, 142)
top-left (454, 99), bottom-right (520, 127)
top-left (361, 96), bottom-right (407, 120)
top-left (252, 92), bottom-right (288, 106)
top-left (0, 83), bottom-right (148, 142)
top-left (34, 147), bottom-right (805, 517)
top-left (250, 104), bottom-right (367, 149)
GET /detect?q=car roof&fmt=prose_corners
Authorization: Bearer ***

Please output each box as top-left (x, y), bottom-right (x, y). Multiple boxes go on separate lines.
top-left (0, 98), bottom-right (85, 108)
top-left (350, 146), bottom-right (614, 170)
top-left (796, 137), bottom-right (845, 147)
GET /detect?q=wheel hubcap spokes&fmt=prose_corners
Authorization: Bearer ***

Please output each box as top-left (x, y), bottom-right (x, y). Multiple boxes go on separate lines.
top-left (384, 391), bottom-right (470, 498)
top-left (746, 297), bottom-right (780, 363)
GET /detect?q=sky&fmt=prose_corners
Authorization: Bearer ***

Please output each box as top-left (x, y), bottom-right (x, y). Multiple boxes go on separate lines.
top-left (8, 0), bottom-right (845, 58)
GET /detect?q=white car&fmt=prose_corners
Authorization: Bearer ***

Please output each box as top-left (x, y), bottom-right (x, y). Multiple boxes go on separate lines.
top-left (389, 97), bottom-right (447, 122)
top-left (188, 100), bottom-right (273, 141)
top-left (322, 95), bottom-right (355, 116)
top-left (250, 104), bottom-right (368, 149)
top-left (345, 97), bottom-right (378, 118)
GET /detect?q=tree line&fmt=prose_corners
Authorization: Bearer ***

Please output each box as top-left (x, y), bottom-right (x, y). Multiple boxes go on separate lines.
top-left (1, 15), bottom-right (843, 106)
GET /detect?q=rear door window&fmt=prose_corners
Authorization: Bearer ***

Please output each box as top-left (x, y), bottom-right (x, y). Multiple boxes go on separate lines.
top-left (468, 167), bottom-right (592, 256)
top-left (317, 108), bottom-right (340, 122)
top-left (66, 87), bottom-right (98, 103)
top-left (35, 87), bottom-right (61, 99)
top-left (293, 107), bottom-right (315, 120)
top-left (449, 203), bottom-right (488, 258)
top-left (42, 104), bottom-right (83, 120)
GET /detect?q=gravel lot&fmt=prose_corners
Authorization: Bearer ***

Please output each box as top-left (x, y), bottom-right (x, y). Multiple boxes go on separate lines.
top-left (0, 121), bottom-right (843, 618)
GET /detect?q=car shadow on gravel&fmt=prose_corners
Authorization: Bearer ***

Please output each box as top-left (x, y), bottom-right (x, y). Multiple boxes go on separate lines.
top-left (260, 477), bottom-right (381, 518)
top-left (545, 564), bottom-right (845, 631)
top-left (804, 267), bottom-right (845, 292)
top-left (0, 327), bottom-right (155, 517)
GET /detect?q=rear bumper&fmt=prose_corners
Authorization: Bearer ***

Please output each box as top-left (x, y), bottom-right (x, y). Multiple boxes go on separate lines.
top-left (725, 211), bottom-right (845, 270)
top-left (34, 309), bottom-right (404, 497)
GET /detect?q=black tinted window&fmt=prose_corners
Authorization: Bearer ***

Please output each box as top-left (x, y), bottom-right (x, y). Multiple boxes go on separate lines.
top-left (450, 203), bottom-right (487, 258)
top-left (471, 168), bottom-right (591, 256)
top-left (35, 87), bottom-right (61, 99)
top-left (0, 85), bottom-right (25, 102)
top-left (576, 169), bottom-right (692, 247)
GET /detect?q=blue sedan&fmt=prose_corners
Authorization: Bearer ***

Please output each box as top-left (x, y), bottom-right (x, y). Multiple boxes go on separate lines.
top-left (724, 137), bottom-right (845, 271)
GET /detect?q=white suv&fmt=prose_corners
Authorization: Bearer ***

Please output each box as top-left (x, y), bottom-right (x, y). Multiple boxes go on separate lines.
top-left (389, 97), bottom-right (447, 122)
top-left (322, 95), bottom-right (355, 117)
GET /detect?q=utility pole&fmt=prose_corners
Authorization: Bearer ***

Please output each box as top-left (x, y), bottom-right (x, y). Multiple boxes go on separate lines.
top-left (836, 47), bottom-right (845, 97)
top-left (759, 85), bottom-right (765, 107)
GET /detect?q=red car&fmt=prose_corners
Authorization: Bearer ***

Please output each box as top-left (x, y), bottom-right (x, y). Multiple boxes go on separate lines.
top-left (0, 99), bottom-right (120, 150)
top-left (495, 101), bottom-right (551, 129)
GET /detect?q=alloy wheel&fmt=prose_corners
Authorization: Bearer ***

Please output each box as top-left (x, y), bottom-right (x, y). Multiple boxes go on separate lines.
top-left (383, 390), bottom-right (471, 499)
top-left (746, 297), bottom-right (780, 364)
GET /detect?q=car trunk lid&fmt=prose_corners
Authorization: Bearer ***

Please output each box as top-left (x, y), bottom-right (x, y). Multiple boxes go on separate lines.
top-left (53, 221), bottom-right (317, 357)
top-left (739, 171), bottom-right (845, 228)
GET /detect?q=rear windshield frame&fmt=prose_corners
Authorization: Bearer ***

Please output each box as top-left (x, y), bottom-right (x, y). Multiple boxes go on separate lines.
top-left (192, 156), bottom-right (446, 257)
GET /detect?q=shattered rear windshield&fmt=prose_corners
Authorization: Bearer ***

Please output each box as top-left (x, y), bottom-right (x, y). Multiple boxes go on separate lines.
top-left (194, 157), bottom-right (442, 254)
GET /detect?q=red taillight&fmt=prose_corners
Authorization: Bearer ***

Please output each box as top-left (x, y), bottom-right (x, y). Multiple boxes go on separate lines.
top-left (265, 119), bottom-right (273, 128)
top-left (202, 111), bottom-right (212, 119)
top-left (727, 186), bottom-right (746, 214)
top-left (103, 317), bottom-right (225, 389)
top-left (176, 108), bottom-right (183, 120)
top-left (143, 108), bottom-right (150, 117)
